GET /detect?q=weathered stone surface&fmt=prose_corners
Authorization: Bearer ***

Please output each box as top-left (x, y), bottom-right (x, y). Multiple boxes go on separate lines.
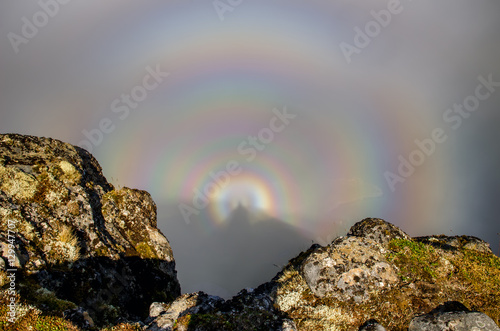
top-left (409, 301), bottom-right (500, 331)
top-left (297, 218), bottom-right (409, 303)
top-left (161, 218), bottom-right (498, 330)
top-left (144, 282), bottom-right (298, 330)
top-left (301, 235), bottom-right (400, 302)
top-left (272, 219), bottom-right (500, 330)
top-left (0, 134), bottom-right (180, 326)
top-left (145, 292), bottom-right (224, 331)
top-left (348, 218), bottom-right (411, 247)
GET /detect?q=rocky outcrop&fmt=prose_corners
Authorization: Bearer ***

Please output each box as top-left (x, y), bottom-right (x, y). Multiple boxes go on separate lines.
top-left (144, 218), bottom-right (499, 330)
top-left (144, 285), bottom-right (298, 331)
top-left (1, 133), bottom-right (499, 330)
top-left (269, 218), bottom-right (500, 329)
top-left (0, 134), bottom-right (180, 327)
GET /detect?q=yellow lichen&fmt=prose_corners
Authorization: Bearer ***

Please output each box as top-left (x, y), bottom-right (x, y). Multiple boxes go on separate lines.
top-left (0, 270), bottom-right (8, 287)
top-left (0, 165), bottom-right (38, 201)
top-left (135, 241), bottom-right (158, 259)
top-left (58, 160), bottom-right (81, 185)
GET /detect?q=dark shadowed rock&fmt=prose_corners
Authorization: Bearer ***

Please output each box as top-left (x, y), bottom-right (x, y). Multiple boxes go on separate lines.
top-left (63, 306), bottom-right (94, 329)
top-left (427, 301), bottom-right (470, 313)
top-left (144, 280), bottom-right (299, 330)
top-left (0, 134), bottom-right (180, 326)
top-left (359, 319), bottom-right (387, 331)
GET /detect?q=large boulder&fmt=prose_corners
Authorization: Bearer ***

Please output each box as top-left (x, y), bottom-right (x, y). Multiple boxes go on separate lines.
top-left (301, 219), bottom-right (402, 302)
top-left (0, 134), bottom-right (180, 326)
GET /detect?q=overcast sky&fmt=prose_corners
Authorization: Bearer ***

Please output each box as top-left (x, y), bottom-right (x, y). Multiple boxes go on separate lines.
top-left (1, 1), bottom-right (499, 298)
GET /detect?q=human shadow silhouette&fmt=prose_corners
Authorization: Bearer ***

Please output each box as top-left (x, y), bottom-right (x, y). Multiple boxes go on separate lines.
top-left (158, 202), bottom-right (313, 299)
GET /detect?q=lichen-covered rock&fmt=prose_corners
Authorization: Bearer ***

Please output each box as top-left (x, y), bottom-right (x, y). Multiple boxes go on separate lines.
top-left (145, 283), bottom-right (299, 330)
top-left (301, 235), bottom-right (400, 302)
top-left (145, 292), bottom-right (224, 331)
top-left (299, 219), bottom-right (409, 303)
top-left (0, 134), bottom-right (180, 326)
top-left (271, 219), bottom-right (500, 330)
top-left (101, 187), bottom-right (175, 261)
top-left (1, 134), bottom-right (499, 330)
top-left (224, 285), bottom-right (300, 330)
top-left (159, 218), bottom-right (498, 330)
top-left (347, 218), bottom-right (411, 247)
top-left (408, 301), bottom-right (500, 330)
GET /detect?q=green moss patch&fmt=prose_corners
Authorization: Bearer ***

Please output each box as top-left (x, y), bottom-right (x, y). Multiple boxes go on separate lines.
top-left (385, 238), bottom-right (500, 326)
top-left (387, 239), bottom-right (441, 282)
